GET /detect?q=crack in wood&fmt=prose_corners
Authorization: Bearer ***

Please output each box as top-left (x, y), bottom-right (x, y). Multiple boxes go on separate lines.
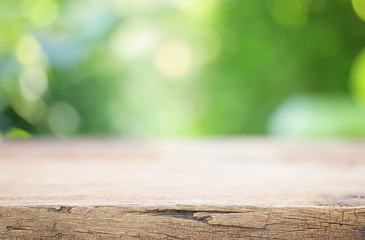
top-left (145, 209), bottom-right (240, 224)
top-left (74, 230), bottom-right (114, 235)
top-left (34, 233), bottom-right (63, 239)
top-left (6, 226), bottom-right (32, 231)
top-left (48, 206), bottom-right (73, 213)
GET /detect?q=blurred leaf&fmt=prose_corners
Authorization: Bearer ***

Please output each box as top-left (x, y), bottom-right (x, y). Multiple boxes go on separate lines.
top-left (5, 127), bottom-right (31, 138)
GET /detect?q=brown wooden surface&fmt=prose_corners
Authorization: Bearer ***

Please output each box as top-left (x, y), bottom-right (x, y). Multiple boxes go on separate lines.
top-left (1, 138), bottom-right (365, 239)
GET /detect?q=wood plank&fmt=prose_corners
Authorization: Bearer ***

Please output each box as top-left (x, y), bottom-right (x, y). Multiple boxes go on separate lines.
top-left (1, 138), bottom-right (365, 239)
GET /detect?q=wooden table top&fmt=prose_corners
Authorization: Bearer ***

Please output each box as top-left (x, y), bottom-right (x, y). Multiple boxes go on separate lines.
top-left (1, 138), bottom-right (365, 239)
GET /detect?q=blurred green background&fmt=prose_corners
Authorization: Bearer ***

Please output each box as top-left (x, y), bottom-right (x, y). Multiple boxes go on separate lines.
top-left (2, 0), bottom-right (365, 138)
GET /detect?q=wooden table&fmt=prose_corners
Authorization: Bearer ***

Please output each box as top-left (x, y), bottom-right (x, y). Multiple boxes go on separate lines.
top-left (1, 138), bottom-right (365, 239)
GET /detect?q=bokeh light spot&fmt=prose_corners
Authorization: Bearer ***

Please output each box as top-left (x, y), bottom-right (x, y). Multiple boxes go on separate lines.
top-left (29, 0), bottom-right (59, 27)
top-left (111, 20), bottom-right (158, 59)
top-left (269, 0), bottom-right (307, 27)
top-left (297, 0), bottom-right (327, 13)
top-left (154, 40), bottom-right (193, 79)
top-left (11, 98), bottom-right (47, 124)
top-left (15, 35), bottom-right (44, 67)
top-left (48, 102), bottom-right (80, 136)
top-left (114, 0), bottom-right (156, 14)
top-left (350, 48), bottom-right (365, 106)
top-left (352, 0), bottom-right (365, 22)
top-left (19, 67), bottom-right (48, 101)
top-left (269, 94), bottom-right (365, 138)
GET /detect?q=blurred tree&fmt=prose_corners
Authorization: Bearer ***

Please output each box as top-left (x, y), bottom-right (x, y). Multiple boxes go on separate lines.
top-left (1, 0), bottom-right (365, 138)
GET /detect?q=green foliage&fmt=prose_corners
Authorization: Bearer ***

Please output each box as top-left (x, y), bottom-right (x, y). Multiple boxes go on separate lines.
top-left (1, 0), bottom-right (365, 138)
top-left (5, 127), bottom-right (30, 138)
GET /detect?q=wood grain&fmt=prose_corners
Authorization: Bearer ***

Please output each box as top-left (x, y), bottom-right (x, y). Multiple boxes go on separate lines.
top-left (1, 138), bottom-right (365, 239)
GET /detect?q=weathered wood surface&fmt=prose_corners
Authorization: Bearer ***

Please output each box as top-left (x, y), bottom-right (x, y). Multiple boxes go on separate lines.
top-left (1, 138), bottom-right (365, 239)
